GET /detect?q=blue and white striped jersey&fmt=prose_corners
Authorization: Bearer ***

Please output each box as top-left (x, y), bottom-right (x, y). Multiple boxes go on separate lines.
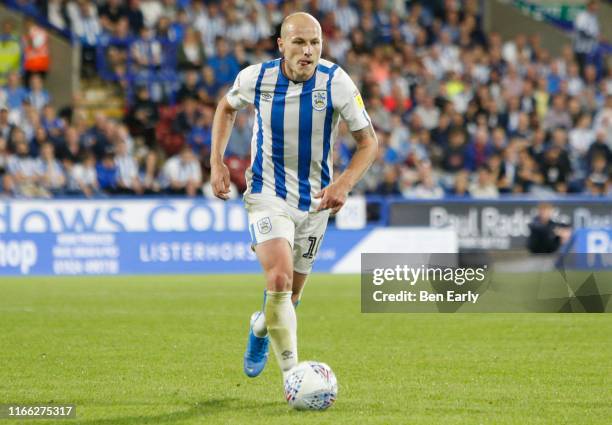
top-left (226, 58), bottom-right (371, 212)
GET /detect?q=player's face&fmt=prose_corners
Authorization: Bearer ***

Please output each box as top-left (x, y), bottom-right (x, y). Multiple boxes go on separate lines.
top-left (279, 24), bottom-right (322, 82)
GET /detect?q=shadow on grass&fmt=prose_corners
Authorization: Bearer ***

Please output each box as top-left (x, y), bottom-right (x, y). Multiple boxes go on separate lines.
top-left (76, 398), bottom-right (281, 425)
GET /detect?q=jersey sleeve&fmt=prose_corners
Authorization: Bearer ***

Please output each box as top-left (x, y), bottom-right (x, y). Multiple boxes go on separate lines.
top-left (225, 64), bottom-right (260, 110)
top-left (331, 67), bottom-right (371, 132)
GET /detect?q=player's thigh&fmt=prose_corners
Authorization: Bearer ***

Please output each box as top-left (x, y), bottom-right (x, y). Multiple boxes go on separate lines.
top-left (246, 194), bottom-right (297, 290)
top-left (246, 193), bottom-right (297, 249)
top-left (255, 239), bottom-right (294, 292)
top-left (293, 209), bottom-right (331, 275)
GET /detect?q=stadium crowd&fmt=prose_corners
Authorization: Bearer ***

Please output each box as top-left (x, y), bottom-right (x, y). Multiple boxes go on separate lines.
top-left (0, 0), bottom-right (611, 199)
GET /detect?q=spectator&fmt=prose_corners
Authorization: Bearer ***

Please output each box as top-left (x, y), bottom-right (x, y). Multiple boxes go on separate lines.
top-left (0, 104), bottom-right (15, 141)
top-left (409, 162), bottom-right (444, 199)
top-left (125, 85), bottom-right (158, 146)
top-left (514, 149), bottom-right (544, 193)
top-left (465, 128), bottom-right (493, 171)
top-left (449, 169), bottom-right (471, 197)
top-left (7, 140), bottom-right (48, 197)
top-left (442, 129), bottom-right (468, 172)
top-left (96, 149), bottom-right (118, 193)
top-left (176, 69), bottom-right (200, 103)
top-left (585, 153), bottom-right (609, 195)
top-left (0, 136), bottom-right (10, 195)
top-left (207, 37), bottom-right (240, 88)
top-left (469, 166), bottom-right (499, 198)
top-left (226, 111), bottom-right (252, 158)
top-left (37, 142), bottom-right (66, 196)
top-left (114, 140), bottom-right (143, 194)
top-left (99, 0), bottom-right (127, 34)
top-left (376, 165), bottom-right (402, 196)
top-left (161, 145), bottom-right (202, 196)
top-left (0, 19), bottom-right (21, 86)
top-left (573, 0), bottom-right (600, 73)
top-left (543, 95), bottom-right (572, 131)
top-left (177, 27), bottom-right (205, 71)
top-left (2, 72), bottom-right (29, 116)
top-left (47, 0), bottom-right (70, 31)
top-left (22, 19), bottom-right (50, 81)
top-left (541, 146), bottom-right (571, 193)
top-left (57, 126), bottom-right (84, 163)
top-left (68, 150), bottom-right (99, 197)
top-left (187, 108), bottom-right (213, 157)
top-left (527, 203), bottom-right (571, 254)
top-left (586, 130), bottom-right (612, 167)
top-left (131, 26), bottom-right (162, 71)
top-left (68, 0), bottom-right (102, 77)
top-left (27, 74), bottom-right (50, 112)
top-left (173, 95), bottom-right (200, 134)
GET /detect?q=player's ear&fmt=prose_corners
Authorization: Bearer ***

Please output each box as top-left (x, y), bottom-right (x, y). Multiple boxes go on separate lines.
top-left (277, 37), bottom-right (284, 54)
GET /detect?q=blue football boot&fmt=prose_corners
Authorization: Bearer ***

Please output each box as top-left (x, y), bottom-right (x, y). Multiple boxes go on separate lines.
top-left (243, 311), bottom-right (269, 378)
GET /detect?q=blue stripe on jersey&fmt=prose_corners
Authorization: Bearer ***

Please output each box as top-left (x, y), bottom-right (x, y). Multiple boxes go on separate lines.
top-left (297, 74), bottom-right (317, 211)
top-left (251, 61), bottom-right (275, 193)
top-left (321, 64), bottom-right (339, 189)
top-left (271, 64), bottom-right (289, 199)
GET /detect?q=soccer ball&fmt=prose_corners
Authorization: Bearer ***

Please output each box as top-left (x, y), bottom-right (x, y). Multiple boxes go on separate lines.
top-left (284, 361), bottom-right (338, 410)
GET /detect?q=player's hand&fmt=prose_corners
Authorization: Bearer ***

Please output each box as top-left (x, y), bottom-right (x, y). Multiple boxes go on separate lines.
top-left (314, 182), bottom-right (349, 214)
top-left (211, 162), bottom-right (231, 200)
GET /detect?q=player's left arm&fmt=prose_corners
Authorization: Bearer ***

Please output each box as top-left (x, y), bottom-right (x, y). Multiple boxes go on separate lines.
top-left (315, 123), bottom-right (378, 213)
top-left (316, 68), bottom-right (379, 213)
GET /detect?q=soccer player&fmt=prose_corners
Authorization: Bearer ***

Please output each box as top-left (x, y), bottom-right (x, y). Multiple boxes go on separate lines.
top-left (210, 12), bottom-right (378, 380)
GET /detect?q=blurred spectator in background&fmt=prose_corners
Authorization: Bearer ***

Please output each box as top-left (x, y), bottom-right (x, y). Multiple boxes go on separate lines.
top-left (114, 140), bottom-right (143, 194)
top-left (161, 145), bottom-right (202, 196)
top-left (2, 72), bottom-right (29, 118)
top-left (126, 85), bottom-right (158, 146)
top-left (449, 168), bottom-right (471, 197)
top-left (7, 140), bottom-right (48, 197)
top-left (573, 0), bottom-right (600, 73)
top-left (177, 27), bottom-right (206, 71)
top-left (22, 19), bottom-right (50, 82)
top-left (96, 149), bottom-right (118, 193)
top-left (0, 19), bottom-right (21, 86)
top-left (207, 37), bottom-right (240, 88)
top-left (68, 150), bottom-right (99, 197)
top-left (27, 74), bottom-right (50, 111)
top-left (469, 166), bottom-right (499, 198)
top-left (37, 142), bottom-right (66, 196)
top-left (57, 126), bottom-right (84, 163)
top-left (0, 135), bottom-right (10, 195)
top-left (0, 104), bottom-right (14, 141)
top-left (68, 0), bottom-right (102, 77)
top-left (527, 202), bottom-right (571, 253)
top-left (585, 153), bottom-right (610, 195)
top-left (226, 111), bottom-right (252, 158)
top-left (410, 162), bottom-right (444, 199)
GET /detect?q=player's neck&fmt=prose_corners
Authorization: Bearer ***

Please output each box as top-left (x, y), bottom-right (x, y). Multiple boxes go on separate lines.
top-left (281, 59), bottom-right (315, 83)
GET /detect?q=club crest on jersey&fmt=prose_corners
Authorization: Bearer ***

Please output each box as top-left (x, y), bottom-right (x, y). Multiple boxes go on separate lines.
top-left (257, 217), bottom-right (272, 234)
top-left (312, 90), bottom-right (327, 111)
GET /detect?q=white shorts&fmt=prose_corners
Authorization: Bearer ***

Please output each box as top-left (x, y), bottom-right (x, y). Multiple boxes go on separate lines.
top-left (244, 193), bottom-right (331, 274)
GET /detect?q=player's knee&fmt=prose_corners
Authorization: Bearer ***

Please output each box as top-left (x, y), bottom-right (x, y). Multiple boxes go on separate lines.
top-left (267, 269), bottom-right (292, 292)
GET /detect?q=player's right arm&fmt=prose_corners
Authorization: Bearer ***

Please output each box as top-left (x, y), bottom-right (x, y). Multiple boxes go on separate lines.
top-left (211, 96), bottom-right (238, 200)
top-left (210, 64), bottom-right (259, 200)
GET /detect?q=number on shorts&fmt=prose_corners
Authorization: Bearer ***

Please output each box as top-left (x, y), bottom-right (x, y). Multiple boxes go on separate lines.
top-left (303, 236), bottom-right (322, 260)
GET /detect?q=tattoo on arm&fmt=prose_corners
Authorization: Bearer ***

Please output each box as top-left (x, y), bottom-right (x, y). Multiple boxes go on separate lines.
top-left (352, 125), bottom-right (376, 144)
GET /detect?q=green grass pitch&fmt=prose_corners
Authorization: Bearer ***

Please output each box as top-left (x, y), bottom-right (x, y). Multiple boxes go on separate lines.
top-left (1, 274), bottom-right (610, 424)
